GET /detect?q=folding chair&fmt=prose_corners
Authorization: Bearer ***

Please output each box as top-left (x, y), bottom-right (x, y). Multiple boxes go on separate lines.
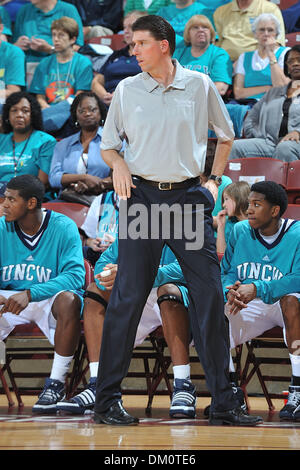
top-left (224, 158), bottom-right (289, 186)
top-left (286, 160), bottom-right (300, 204)
top-left (239, 327), bottom-right (290, 411)
top-left (0, 260), bottom-right (94, 407)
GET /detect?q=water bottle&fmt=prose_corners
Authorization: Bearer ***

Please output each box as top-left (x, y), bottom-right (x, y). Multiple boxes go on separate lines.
top-left (0, 340), bottom-right (5, 365)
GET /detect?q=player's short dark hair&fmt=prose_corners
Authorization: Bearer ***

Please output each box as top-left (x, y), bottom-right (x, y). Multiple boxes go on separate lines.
top-left (7, 175), bottom-right (45, 209)
top-left (2, 92), bottom-right (43, 134)
top-left (251, 180), bottom-right (288, 217)
top-left (131, 15), bottom-right (176, 56)
top-left (70, 91), bottom-right (107, 126)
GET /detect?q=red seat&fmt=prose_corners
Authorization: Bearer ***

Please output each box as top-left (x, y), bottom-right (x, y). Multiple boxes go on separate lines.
top-left (286, 160), bottom-right (300, 204)
top-left (87, 34), bottom-right (125, 51)
top-left (278, 0), bottom-right (299, 10)
top-left (224, 158), bottom-right (288, 186)
top-left (283, 204), bottom-right (300, 219)
top-left (285, 32), bottom-right (300, 47)
top-left (43, 201), bottom-right (89, 228)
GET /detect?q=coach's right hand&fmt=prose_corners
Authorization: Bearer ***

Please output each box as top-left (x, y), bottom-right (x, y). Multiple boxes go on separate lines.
top-left (110, 155), bottom-right (136, 200)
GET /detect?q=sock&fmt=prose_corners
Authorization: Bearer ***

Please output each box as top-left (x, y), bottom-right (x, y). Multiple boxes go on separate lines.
top-left (173, 364), bottom-right (191, 381)
top-left (50, 352), bottom-right (73, 383)
top-left (291, 375), bottom-right (300, 386)
top-left (89, 362), bottom-right (99, 379)
top-left (289, 354), bottom-right (300, 385)
top-left (229, 354), bottom-right (235, 373)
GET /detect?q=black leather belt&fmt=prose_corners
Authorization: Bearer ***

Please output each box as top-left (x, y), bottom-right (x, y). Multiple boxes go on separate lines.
top-left (132, 175), bottom-right (200, 190)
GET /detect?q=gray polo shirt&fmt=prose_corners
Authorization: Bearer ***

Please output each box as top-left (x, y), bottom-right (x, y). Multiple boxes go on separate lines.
top-left (100, 60), bottom-right (234, 183)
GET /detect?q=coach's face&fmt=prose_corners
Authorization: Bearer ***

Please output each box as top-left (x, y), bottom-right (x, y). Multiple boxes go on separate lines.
top-left (2, 189), bottom-right (33, 223)
top-left (132, 30), bottom-right (170, 74)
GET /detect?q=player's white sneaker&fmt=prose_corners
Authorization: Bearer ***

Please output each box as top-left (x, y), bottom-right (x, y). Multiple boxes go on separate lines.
top-left (279, 385), bottom-right (300, 420)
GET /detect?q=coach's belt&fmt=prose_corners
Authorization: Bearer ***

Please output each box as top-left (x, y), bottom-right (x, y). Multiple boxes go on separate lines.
top-left (132, 175), bottom-right (200, 190)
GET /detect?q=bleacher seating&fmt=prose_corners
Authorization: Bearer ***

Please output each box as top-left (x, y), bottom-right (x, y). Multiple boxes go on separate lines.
top-left (274, 0), bottom-right (299, 10)
top-left (42, 201), bottom-right (89, 228)
top-left (224, 158), bottom-right (289, 186)
top-left (87, 34), bottom-right (125, 51)
top-left (283, 204), bottom-right (300, 219)
top-left (285, 160), bottom-right (300, 204)
top-left (285, 31), bottom-right (300, 46)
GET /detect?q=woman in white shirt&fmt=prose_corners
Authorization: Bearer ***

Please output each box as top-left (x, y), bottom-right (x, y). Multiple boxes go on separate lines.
top-left (233, 13), bottom-right (290, 103)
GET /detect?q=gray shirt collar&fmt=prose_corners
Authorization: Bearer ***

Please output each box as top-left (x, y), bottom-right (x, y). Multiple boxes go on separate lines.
top-left (141, 59), bottom-right (186, 93)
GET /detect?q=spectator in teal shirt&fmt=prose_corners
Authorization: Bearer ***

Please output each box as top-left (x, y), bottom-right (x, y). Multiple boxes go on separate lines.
top-left (13, 0), bottom-right (84, 64)
top-left (0, 6), bottom-right (12, 39)
top-left (157, 0), bottom-right (214, 38)
top-left (0, 92), bottom-right (56, 188)
top-left (29, 16), bottom-right (93, 135)
top-left (124, 0), bottom-right (172, 16)
top-left (0, 16), bottom-right (26, 104)
top-left (173, 14), bottom-right (232, 97)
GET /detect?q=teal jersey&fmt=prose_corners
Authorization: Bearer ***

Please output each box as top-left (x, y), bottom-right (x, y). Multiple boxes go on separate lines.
top-left (0, 41), bottom-right (26, 88)
top-left (221, 219), bottom-right (300, 304)
top-left (0, 210), bottom-right (85, 301)
top-left (173, 42), bottom-right (232, 85)
top-left (0, 130), bottom-right (56, 182)
top-left (30, 53), bottom-right (93, 105)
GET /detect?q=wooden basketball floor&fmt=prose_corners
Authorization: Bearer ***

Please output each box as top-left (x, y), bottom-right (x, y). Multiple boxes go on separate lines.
top-left (1, 394), bottom-right (300, 452)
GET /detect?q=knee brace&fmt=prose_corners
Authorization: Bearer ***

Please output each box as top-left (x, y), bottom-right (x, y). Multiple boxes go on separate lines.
top-left (157, 294), bottom-right (183, 308)
top-left (83, 290), bottom-right (108, 310)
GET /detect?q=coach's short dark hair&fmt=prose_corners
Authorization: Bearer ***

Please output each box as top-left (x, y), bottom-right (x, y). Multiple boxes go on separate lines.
top-left (251, 180), bottom-right (288, 217)
top-left (132, 15), bottom-right (176, 56)
top-left (7, 174), bottom-right (45, 208)
top-left (2, 92), bottom-right (43, 134)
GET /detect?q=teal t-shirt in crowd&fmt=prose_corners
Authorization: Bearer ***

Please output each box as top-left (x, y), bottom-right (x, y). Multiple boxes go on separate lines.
top-left (13, 1), bottom-right (84, 63)
top-left (0, 130), bottom-right (56, 181)
top-left (157, 3), bottom-right (214, 36)
top-left (0, 41), bottom-right (26, 88)
top-left (0, 6), bottom-right (12, 36)
top-left (29, 52), bottom-right (93, 105)
top-left (173, 42), bottom-right (232, 85)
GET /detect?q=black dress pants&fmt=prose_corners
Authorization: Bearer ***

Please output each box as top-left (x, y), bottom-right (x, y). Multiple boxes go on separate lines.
top-left (94, 179), bottom-right (239, 413)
